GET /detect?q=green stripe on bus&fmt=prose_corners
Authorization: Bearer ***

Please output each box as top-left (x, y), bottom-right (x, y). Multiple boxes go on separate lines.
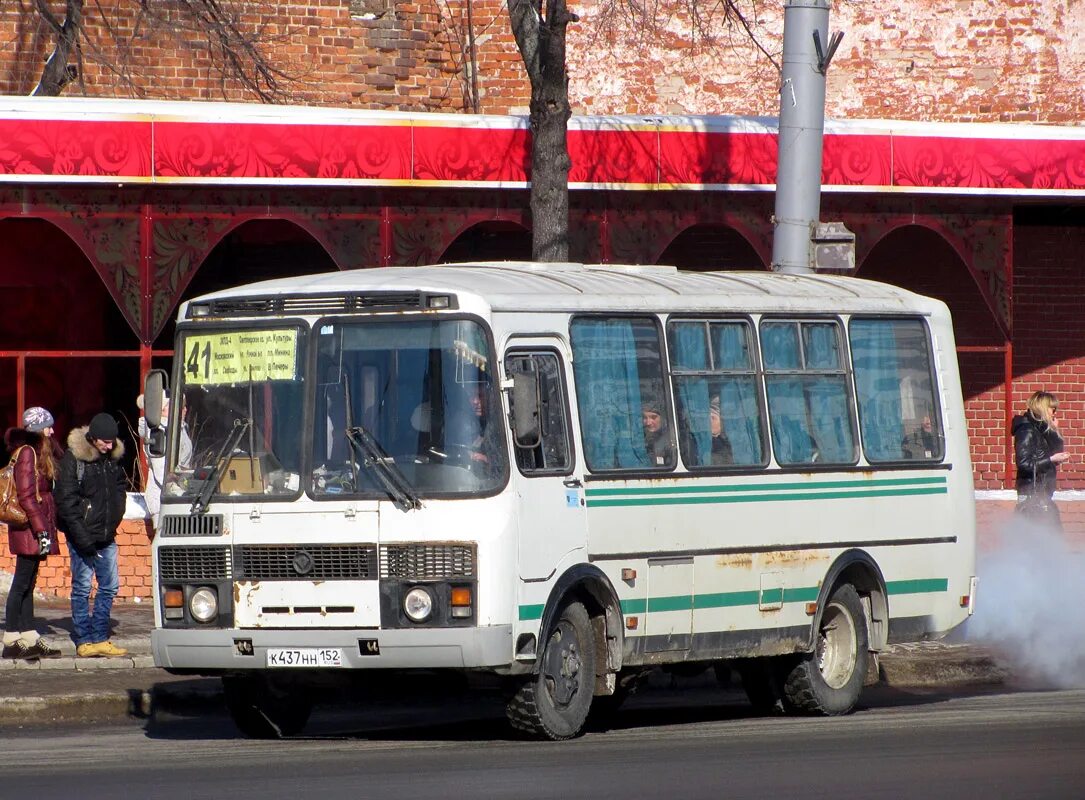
top-left (586, 486), bottom-right (947, 507)
top-left (585, 476), bottom-right (946, 498)
top-left (783, 586), bottom-right (821, 603)
top-left (519, 579), bottom-right (947, 621)
top-left (886, 578), bottom-right (949, 594)
top-left (693, 590), bottom-right (761, 609)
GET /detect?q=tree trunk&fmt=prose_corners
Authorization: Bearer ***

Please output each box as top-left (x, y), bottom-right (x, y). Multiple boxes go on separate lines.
top-left (508, 0), bottom-right (573, 263)
top-left (33, 0), bottom-right (84, 97)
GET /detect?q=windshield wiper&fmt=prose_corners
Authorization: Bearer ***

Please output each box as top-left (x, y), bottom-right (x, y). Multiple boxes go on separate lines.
top-left (344, 425), bottom-right (421, 512)
top-left (190, 417), bottom-right (252, 515)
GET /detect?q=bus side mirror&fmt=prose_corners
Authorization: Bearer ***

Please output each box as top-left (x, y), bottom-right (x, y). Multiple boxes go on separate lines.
top-left (147, 427), bottom-right (166, 459)
top-left (143, 369), bottom-right (169, 456)
top-left (510, 368), bottom-right (541, 448)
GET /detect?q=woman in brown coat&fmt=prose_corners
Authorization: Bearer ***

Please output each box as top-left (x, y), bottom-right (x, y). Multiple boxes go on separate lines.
top-left (2, 407), bottom-right (63, 659)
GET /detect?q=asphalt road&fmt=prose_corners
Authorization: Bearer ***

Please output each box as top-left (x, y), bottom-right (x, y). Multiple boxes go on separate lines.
top-left (4, 686), bottom-right (1084, 800)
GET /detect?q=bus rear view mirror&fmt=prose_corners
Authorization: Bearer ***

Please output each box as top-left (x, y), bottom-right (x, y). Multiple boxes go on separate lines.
top-left (510, 366), bottom-right (541, 448)
top-left (143, 368), bottom-right (169, 456)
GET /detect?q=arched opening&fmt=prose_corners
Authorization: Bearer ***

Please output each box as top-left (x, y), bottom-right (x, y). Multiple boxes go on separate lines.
top-left (154, 219), bottom-right (339, 349)
top-left (0, 217), bottom-right (140, 456)
top-left (859, 225), bottom-right (1003, 348)
top-left (438, 221), bottom-right (531, 264)
top-left (859, 225), bottom-right (1006, 488)
top-left (656, 225), bottom-right (765, 270)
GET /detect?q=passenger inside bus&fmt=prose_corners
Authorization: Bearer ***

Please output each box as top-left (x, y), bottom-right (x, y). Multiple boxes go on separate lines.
top-left (641, 396), bottom-right (673, 467)
top-left (902, 414), bottom-right (938, 459)
top-left (708, 395), bottom-right (734, 466)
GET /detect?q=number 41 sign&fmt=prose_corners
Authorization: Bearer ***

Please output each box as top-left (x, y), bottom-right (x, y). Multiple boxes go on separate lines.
top-left (184, 329), bottom-right (298, 385)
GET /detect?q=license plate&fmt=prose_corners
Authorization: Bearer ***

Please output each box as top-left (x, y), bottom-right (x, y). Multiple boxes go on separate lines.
top-left (266, 648), bottom-right (343, 668)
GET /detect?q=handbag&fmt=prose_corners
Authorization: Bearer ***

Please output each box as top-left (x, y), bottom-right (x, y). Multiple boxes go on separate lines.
top-left (0, 446), bottom-right (40, 527)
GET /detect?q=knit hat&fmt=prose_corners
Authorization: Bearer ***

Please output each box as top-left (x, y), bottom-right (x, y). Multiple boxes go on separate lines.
top-left (88, 412), bottom-right (119, 441)
top-left (22, 406), bottom-right (55, 432)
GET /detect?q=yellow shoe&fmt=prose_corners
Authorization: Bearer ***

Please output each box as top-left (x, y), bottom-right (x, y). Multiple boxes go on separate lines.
top-left (96, 641), bottom-right (128, 657)
top-left (76, 642), bottom-right (103, 658)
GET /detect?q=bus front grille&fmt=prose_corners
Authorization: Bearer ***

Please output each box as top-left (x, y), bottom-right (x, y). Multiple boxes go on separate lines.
top-left (158, 546), bottom-right (232, 582)
top-left (234, 544), bottom-right (378, 580)
top-left (159, 514), bottom-right (224, 537)
top-left (379, 544), bottom-right (476, 580)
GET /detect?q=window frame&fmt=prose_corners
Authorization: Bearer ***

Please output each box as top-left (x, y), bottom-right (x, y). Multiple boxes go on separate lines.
top-left (759, 315), bottom-right (860, 468)
top-left (167, 318), bottom-right (310, 507)
top-left (666, 315), bottom-right (770, 471)
top-left (504, 347), bottom-right (576, 478)
top-left (569, 313), bottom-right (678, 475)
top-left (304, 312), bottom-right (510, 502)
top-left (847, 314), bottom-right (946, 466)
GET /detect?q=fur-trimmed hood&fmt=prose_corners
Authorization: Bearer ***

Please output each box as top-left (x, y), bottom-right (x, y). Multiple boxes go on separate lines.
top-left (4, 427), bottom-right (64, 459)
top-left (5, 427), bottom-right (44, 451)
top-left (67, 426), bottom-right (125, 463)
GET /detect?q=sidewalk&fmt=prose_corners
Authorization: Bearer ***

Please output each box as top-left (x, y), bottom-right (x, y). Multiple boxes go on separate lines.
top-left (0, 592), bottom-right (1010, 728)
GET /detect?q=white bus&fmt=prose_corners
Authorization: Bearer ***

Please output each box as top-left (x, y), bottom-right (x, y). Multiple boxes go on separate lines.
top-left (143, 262), bottom-right (976, 740)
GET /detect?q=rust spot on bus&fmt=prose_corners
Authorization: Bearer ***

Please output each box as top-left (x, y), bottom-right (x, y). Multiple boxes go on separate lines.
top-left (763, 549), bottom-right (829, 567)
top-left (714, 553), bottom-right (754, 569)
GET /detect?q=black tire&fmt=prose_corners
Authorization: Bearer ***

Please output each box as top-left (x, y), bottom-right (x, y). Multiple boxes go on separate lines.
top-left (222, 674), bottom-right (313, 739)
top-left (782, 583), bottom-right (869, 716)
top-left (506, 600), bottom-right (596, 740)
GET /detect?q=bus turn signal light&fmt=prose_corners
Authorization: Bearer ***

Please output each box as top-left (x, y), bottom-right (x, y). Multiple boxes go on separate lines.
top-left (450, 587), bottom-right (472, 618)
top-left (163, 589), bottom-right (183, 607)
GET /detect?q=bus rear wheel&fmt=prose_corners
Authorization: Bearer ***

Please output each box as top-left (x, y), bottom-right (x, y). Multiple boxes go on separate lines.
top-left (782, 583), bottom-right (868, 716)
top-left (222, 674), bottom-right (313, 739)
top-left (506, 600), bottom-right (596, 740)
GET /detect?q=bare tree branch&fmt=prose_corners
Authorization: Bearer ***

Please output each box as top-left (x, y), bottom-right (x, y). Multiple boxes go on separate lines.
top-left (29, 0), bottom-right (304, 102)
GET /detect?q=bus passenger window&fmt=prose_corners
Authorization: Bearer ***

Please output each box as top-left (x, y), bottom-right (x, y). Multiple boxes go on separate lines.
top-left (505, 352), bottom-right (572, 475)
top-left (668, 320), bottom-right (766, 468)
top-left (850, 318), bottom-right (944, 463)
top-left (570, 317), bottom-right (675, 471)
top-left (761, 320), bottom-right (856, 467)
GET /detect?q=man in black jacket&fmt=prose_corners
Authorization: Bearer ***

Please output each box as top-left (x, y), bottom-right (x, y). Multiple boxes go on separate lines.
top-left (55, 413), bottom-right (129, 658)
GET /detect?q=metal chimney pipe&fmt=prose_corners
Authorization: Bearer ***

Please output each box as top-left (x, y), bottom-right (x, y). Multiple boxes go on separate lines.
top-left (771, 0), bottom-right (832, 275)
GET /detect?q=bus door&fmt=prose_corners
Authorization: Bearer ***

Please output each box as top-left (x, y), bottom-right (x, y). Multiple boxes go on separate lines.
top-left (504, 342), bottom-right (585, 581)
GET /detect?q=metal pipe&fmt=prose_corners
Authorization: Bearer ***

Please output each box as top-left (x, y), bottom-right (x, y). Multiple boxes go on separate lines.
top-left (772, 0), bottom-right (832, 275)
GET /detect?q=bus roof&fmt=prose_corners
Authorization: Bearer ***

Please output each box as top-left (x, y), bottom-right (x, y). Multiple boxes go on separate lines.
top-left (186, 263), bottom-right (946, 317)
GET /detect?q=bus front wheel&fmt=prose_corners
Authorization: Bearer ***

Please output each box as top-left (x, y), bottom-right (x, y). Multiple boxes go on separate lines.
top-left (782, 583), bottom-right (869, 716)
top-left (222, 674), bottom-right (313, 739)
top-left (506, 599), bottom-right (596, 740)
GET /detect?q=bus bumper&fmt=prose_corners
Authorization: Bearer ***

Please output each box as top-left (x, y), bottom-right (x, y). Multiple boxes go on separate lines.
top-left (152, 625), bottom-right (513, 671)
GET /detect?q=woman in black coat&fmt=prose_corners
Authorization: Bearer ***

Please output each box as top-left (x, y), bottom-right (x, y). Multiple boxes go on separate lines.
top-left (1012, 391), bottom-right (1070, 530)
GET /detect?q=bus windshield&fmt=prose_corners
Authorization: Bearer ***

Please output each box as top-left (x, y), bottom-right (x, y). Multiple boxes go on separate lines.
top-left (312, 318), bottom-right (506, 498)
top-left (166, 326), bottom-right (308, 502)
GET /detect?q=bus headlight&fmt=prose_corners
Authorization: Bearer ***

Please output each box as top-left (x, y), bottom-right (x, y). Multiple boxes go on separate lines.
top-left (403, 587), bottom-right (434, 623)
top-left (190, 587), bottom-right (218, 623)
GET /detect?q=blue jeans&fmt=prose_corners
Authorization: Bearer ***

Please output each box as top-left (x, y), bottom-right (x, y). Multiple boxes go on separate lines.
top-left (68, 542), bottom-right (119, 646)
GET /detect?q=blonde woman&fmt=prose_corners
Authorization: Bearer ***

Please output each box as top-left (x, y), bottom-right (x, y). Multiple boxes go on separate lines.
top-left (1012, 391), bottom-right (1071, 529)
top-left (2, 407), bottom-right (63, 659)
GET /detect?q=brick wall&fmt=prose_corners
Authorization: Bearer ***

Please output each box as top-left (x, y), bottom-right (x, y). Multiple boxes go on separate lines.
top-left (0, 0), bottom-right (479, 111)
top-left (567, 0), bottom-right (1085, 122)
top-left (1011, 218), bottom-right (1085, 492)
top-left (2, 2), bottom-right (1081, 122)
top-left (1, 519), bottom-right (152, 600)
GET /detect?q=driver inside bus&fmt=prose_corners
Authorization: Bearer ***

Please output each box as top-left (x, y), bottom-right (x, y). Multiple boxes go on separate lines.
top-left (460, 380), bottom-right (498, 467)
